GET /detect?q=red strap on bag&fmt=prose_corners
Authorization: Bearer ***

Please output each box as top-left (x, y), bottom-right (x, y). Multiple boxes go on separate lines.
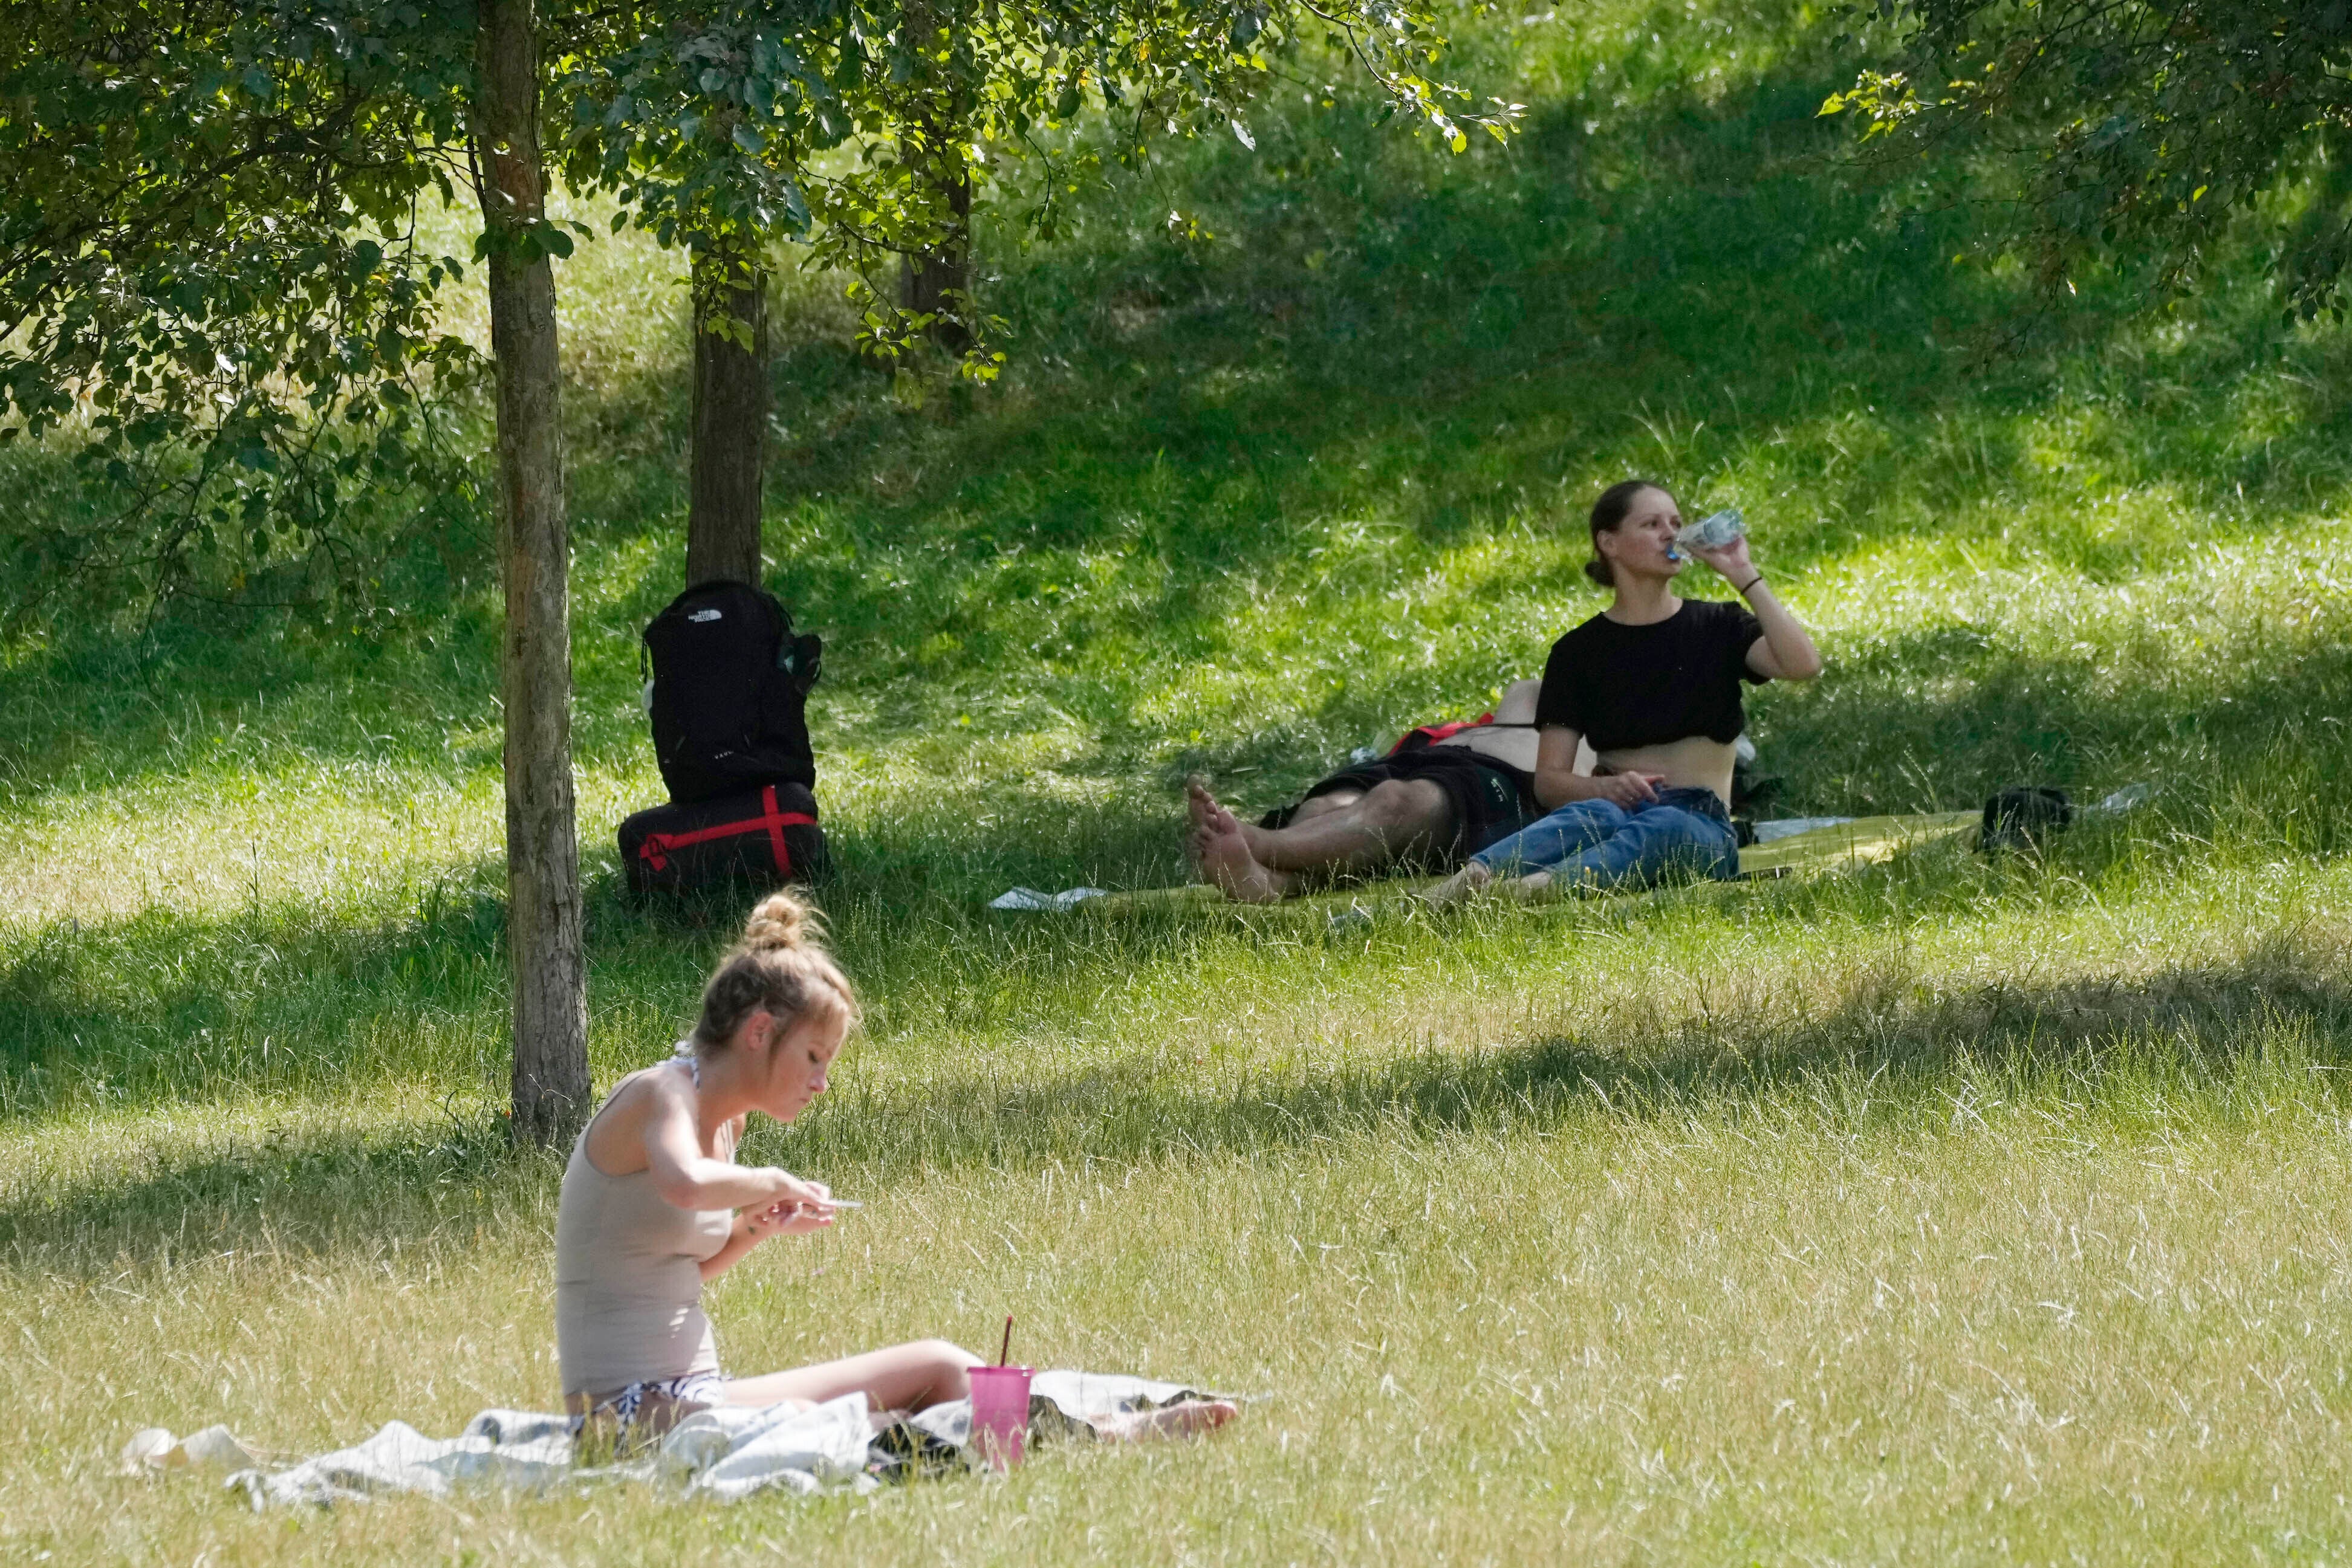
top-left (637, 785), bottom-right (817, 876)
top-left (1389, 712), bottom-right (1495, 754)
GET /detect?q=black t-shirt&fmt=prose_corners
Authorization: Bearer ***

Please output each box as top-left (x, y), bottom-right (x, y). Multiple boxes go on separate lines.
top-left (1534, 598), bottom-right (1768, 750)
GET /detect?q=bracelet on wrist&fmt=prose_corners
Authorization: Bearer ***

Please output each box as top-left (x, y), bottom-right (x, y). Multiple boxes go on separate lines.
top-left (1737, 574), bottom-right (1764, 595)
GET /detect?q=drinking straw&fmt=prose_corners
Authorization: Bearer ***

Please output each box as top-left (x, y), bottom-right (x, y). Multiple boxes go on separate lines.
top-left (998, 1315), bottom-right (1014, 1367)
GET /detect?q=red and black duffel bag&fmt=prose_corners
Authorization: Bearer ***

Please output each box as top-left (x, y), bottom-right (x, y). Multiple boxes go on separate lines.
top-left (618, 782), bottom-right (830, 898)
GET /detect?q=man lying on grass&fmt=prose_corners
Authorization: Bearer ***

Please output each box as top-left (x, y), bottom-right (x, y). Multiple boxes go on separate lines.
top-left (558, 889), bottom-right (1238, 1444)
top-left (1421, 478), bottom-right (1822, 905)
top-left (1185, 676), bottom-right (1594, 902)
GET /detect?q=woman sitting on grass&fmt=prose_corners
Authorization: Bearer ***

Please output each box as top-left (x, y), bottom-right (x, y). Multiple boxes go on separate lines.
top-left (1423, 479), bottom-right (1823, 905)
top-left (557, 892), bottom-right (1237, 1442)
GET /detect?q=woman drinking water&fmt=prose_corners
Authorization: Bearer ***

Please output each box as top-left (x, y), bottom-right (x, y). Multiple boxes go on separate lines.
top-left (556, 891), bottom-right (1236, 1443)
top-left (1423, 479), bottom-right (1823, 904)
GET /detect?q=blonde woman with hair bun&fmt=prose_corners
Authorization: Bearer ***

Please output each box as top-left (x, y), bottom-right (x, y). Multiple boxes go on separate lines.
top-left (553, 890), bottom-right (980, 1434)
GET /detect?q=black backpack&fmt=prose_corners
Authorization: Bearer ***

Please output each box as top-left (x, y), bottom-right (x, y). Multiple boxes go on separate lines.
top-left (1981, 786), bottom-right (2072, 857)
top-left (642, 580), bottom-right (823, 805)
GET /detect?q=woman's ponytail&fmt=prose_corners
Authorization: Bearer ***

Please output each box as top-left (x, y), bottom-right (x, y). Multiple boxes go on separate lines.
top-left (739, 891), bottom-right (812, 954)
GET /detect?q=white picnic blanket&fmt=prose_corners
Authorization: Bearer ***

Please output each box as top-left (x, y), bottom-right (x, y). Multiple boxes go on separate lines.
top-left (126, 1370), bottom-right (1229, 1508)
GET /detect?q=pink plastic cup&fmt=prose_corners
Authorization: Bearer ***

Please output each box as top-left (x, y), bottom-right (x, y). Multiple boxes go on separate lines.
top-left (967, 1365), bottom-right (1033, 1470)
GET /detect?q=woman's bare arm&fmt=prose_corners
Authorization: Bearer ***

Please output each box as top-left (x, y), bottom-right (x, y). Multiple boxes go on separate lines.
top-left (1692, 534), bottom-right (1822, 681)
top-left (638, 1081), bottom-right (824, 1213)
top-left (1739, 578), bottom-right (1822, 680)
top-left (697, 1198), bottom-right (834, 1280)
top-left (1533, 726), bottom-right (1660, 810)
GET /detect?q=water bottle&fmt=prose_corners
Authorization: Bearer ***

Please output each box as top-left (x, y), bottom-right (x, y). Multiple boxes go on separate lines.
top-left (1669, 508), bottom-right (1744, 560)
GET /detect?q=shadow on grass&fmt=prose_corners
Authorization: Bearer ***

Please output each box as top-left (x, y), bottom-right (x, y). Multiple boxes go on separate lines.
top-left (1744, 621), bottom-right (2352, 817)
top-left (8, 927), bottom-right (2344, 1272)
top-left (779, 928), bottom-right (2352, 1173)
top-left (0, 1106), bottom-right (551, 1274)
top-left (0, 855), bottom-right (734, 1116)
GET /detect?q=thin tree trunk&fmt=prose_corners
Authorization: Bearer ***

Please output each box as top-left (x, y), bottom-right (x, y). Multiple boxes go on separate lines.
top-left (475, 0), bottom-right (590, 1147)
top-left (687, 239), bottom-right (770, 587)
top-left (901, 161), bottom-right (972, 353)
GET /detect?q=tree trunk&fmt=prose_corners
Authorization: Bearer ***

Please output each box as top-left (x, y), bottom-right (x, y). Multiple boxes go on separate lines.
top-left (901, 161), bottom-right (972, 354)
top-left (475, 0), bottom-right (590, 1147)
top-left (687, 240), bottom-right (770, 588)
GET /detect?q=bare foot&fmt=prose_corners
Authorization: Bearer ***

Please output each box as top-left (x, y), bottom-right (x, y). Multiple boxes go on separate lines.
top-left (1185, 776), bottom-right (1220, 835)
top-left (1196, 797), bottom-right (1295, 903)
top-left (1416, 860), bottom-right (1494, 909)
top-left (1184, 779), bottom-right (1228, 883)
top-left (1092, 1399), bottom-right (1240, 1442)
top-left (1190, 777), bottom-right (1278, 860)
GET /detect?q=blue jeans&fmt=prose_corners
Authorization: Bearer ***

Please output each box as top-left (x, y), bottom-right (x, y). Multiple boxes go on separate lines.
top-left (1469, 787), bottom-right (1738, 889)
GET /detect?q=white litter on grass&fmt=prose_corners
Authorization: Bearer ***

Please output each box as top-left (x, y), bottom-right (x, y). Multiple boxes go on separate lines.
top-left (989, 886), bottom-right (1111, 912)
top-left (2090, 782), bottom-right (2155, 815)
top-left (120, 1424), bottom-right (256, 1476)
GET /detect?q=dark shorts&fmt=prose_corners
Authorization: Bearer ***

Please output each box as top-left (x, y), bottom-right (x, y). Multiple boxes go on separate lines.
top-left (1261, 747), bottom-right (1542, 869)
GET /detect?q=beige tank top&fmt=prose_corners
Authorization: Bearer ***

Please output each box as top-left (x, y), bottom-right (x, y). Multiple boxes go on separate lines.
top-left (553, 1066), bottom-right (734, 1399)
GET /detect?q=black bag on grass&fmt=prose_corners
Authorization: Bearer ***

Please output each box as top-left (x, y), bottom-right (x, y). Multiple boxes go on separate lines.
top-left (643, 580), bottom-right (823, 803)
top-left (1980, 786), bottom-right (2072, 857)
top-left (619, 783), bottom-right (830, 897)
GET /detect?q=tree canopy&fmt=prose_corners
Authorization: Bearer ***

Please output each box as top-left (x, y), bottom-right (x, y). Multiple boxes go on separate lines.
top-left (0, 0), bottom-right (482, 622)
top-left (2, 0), bottom-right (1513, 619)
top-left (558, 0), bottom-right (1517, 364)
top-left (1824, 0), bottom-right (2352, 320)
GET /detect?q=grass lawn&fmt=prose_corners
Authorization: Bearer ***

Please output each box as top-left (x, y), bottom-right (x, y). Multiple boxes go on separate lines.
top-left (7, 0), bottom-right (2352, 1560)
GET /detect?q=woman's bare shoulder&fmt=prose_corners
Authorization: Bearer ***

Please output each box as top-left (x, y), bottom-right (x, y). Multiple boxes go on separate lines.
top-left (582, 1061), bottom-right (689, 1174)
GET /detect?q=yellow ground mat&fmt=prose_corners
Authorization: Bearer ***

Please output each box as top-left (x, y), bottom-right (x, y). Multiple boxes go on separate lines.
top-left (1735, 810), bottom-right (1977, 878)
top-left (1030, 811), bottom-right (1978, 916)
